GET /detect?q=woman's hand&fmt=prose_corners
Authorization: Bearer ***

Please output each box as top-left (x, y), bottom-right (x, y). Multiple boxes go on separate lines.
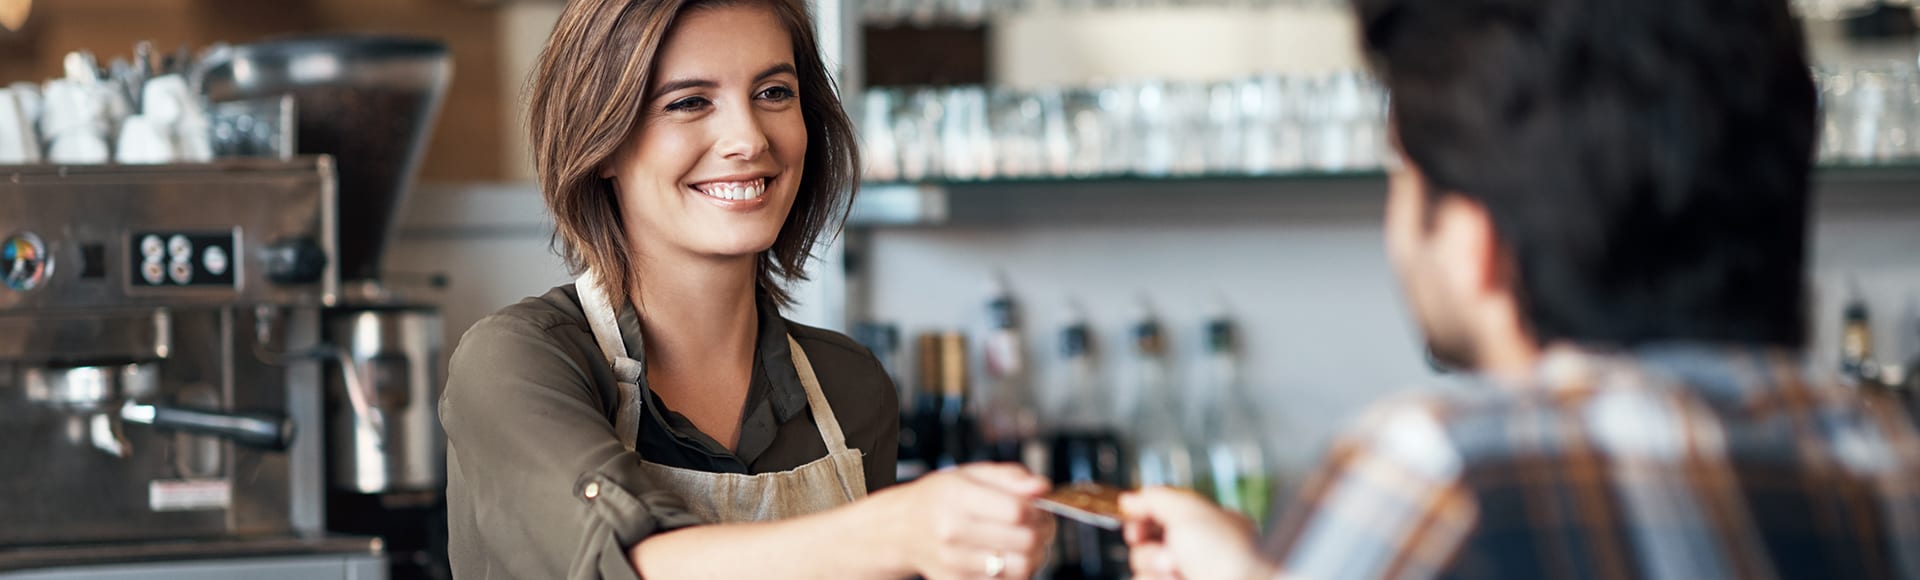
top-left (866, 463), bottom-right (1055, 580)
top-left (1120, 487), bottom-right (1274, 580)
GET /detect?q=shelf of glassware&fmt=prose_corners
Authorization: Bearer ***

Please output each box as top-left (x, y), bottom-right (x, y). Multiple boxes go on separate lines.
top-left (846, 162), bottom-right (1920, 226)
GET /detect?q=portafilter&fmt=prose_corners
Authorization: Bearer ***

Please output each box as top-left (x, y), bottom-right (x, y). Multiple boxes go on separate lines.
top-left (25, 361), bottom-right (296, 456)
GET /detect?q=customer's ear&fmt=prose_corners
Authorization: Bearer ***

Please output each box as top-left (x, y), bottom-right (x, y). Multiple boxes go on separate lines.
top-left (1428, 194), bottom-right (1503, 301)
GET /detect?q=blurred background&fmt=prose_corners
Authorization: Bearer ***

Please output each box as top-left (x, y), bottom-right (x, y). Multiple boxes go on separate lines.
top-left (0, 0), bottom-right (1918, 578)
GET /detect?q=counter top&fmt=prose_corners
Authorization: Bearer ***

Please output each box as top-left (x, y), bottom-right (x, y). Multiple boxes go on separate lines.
top-left (0, 534), bottom-right (382, 572)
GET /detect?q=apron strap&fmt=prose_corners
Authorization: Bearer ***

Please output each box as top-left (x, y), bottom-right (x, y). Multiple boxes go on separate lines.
top-left (786, 335), bottom-right (853, 455)
top-left (576, 269), bottom-right (644, 452)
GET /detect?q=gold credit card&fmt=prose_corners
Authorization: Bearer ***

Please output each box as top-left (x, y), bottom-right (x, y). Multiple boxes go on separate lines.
top-left (1034, 483), bottom-right (1124, 530)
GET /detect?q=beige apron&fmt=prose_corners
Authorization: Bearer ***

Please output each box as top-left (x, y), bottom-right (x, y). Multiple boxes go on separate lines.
top-left (576, 270), bottom-right (867, 523)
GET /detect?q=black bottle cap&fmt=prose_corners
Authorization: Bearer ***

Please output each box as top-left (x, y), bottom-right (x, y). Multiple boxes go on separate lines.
top-left (1205, 319), bottom-right (1235, 353)
top-left (1061, 324), bottom-right (1090, 358)
top-left (989, 296), bottom-right (1017, 330)
top-left (1132, 319), bottom-right (1164, 354)
top-left (1845, 300), bottom-right (1870, 323)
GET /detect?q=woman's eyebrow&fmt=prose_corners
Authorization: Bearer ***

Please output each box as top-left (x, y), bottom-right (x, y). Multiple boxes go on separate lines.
top-left (754, 63), bottom-right (798, 82)
top-left (652, 77), bottom-right (717, 98)
top-left (650, 63), bottom-right (797, 98)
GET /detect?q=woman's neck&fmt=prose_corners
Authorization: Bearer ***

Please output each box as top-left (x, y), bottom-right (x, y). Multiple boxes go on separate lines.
top-left (628, 252), bottom-right (760, 370)
top-left (626, 249), bottom-right (761, 450)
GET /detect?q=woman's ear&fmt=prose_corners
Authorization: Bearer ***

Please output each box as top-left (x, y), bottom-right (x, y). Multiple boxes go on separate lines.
top-left (600, 142), bottom-right (629, 179)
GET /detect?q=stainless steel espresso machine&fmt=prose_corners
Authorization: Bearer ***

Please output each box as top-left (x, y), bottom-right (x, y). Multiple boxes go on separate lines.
top-left (200, 36), bottom-right (455, 580)
top-left (0, 158), bottom-right (386, 578)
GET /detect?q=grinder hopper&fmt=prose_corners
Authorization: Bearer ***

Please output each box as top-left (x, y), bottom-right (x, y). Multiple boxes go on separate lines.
top-left (200, 35), bottom-right (452, 285)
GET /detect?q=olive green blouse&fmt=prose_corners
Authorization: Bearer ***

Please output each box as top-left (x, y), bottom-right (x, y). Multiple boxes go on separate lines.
top-left (440, 285), bottom-right (899, 579)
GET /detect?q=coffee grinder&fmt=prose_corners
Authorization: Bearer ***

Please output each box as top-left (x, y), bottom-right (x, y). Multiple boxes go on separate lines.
top-left (202, 35), bottom-right (453, 580)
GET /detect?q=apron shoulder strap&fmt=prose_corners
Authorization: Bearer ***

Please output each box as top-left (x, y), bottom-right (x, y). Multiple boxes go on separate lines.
top-left (786, 335), bottom-right (853, 455)
top-left (576, 269), bottom-right (644, 452)
top-left (576, 269), bottom-right (631, 371)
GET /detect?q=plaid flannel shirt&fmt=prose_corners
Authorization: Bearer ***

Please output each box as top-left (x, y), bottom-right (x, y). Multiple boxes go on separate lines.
top-left (1264, 344), bottom-right (1920, 580)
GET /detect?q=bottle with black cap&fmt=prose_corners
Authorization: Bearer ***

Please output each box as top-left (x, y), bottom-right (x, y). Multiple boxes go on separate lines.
top-left (1196, 305), bottom-right (1278, 528)
top-left (973, 273), bottom-right (1044, 472)
top-left (1129, 299), bottom-right (1197, 491)
top-left (1044, 302), bottom-right (1127, 580)
top-left (1842, 280), bottom-right (1883, 388)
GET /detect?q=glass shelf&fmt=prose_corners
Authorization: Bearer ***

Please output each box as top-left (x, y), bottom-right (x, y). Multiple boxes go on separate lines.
top-left (849, 163), bottom-right (1920, 226)
top-left (863, 168), bottom-right (1388, 189)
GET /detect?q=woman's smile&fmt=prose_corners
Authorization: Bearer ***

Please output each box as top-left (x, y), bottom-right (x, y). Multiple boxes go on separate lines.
top-left (687, 175), bottom-right (775, 210)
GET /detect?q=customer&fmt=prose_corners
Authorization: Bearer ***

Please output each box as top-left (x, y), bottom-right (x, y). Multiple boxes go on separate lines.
top-left (1120, 0), bottom-right (1920, 578)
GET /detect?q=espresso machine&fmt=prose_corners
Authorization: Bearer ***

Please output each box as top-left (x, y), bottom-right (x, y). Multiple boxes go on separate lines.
top-left (200, 36), bottom-right (454, 580)
top-left (0, 158), bottom-right (387, 578)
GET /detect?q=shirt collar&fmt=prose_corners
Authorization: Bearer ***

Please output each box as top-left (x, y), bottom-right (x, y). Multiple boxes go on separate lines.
top-left (1535, 341), bottom-right (1808, 404)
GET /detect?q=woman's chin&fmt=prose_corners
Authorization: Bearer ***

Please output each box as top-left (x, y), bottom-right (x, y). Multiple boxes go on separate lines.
top-left (691, 236), bottom-right (781, 261)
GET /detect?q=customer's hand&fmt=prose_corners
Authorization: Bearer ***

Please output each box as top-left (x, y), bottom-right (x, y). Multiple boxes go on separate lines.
top-left (1121, 487), bottom-right (1274, 580)
top-left (869, 463), bottom-right (1055, 580)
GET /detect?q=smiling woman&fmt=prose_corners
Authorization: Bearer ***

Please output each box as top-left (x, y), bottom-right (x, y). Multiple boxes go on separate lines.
top-left (439, 0), bottom-right (1055, 579)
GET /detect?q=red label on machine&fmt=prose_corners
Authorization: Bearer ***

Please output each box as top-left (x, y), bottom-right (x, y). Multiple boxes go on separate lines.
top-left (149, 479), bottom-right (232, 512)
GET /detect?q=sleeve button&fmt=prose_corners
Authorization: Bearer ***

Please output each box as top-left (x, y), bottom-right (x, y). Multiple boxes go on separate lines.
top-left (583, 481), bottom-right (601, 500)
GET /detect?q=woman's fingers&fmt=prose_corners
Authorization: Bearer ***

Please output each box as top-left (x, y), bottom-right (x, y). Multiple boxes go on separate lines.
top-left (933, 548), bottom-right (1034, 580)
top-left (947, 467), bottom-right (1048, 525)
top-left (953, 518), bottom-right (1042, 554)
top-left (913, 464), bottom-right (1056, 580)
top-left (954, 463), bottom-right (1051, 497)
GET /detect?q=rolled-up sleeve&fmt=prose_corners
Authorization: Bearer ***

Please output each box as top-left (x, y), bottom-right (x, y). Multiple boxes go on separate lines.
top-left (441, 313), bottom-right (704, 580)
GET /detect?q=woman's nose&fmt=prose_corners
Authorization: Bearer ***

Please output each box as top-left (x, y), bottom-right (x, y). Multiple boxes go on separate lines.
top-left (713, 108), bottom-right (771, 161)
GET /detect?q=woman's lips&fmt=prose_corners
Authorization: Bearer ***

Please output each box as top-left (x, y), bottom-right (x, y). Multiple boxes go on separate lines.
top-left (687, 177), bottom-right (773, 211)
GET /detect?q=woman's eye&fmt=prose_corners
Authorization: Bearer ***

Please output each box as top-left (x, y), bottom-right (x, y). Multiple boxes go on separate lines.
top-left (757, 86), bottom-right (796, 101)
top-left (664, 96), bottom-right (710, 112)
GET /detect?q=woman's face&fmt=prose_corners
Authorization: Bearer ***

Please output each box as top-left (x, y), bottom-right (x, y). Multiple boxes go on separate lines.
top-left (603, 4), bottom-right (807, 265)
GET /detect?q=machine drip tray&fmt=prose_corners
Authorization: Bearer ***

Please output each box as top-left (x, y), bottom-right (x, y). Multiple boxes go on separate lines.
top-left (0, 534), bottom-right (382, 574)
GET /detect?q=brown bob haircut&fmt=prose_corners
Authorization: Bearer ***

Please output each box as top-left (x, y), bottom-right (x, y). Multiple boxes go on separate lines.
top-left (527, 0), bottom-right (860, 308)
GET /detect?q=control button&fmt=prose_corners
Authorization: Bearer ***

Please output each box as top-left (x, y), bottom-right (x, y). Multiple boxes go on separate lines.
top-left (141, 261), bottom-right (166, 285)
top-left (168, 261), bottom-right (192, 285)
top-left (140, 235), bottom-right (165, 263)
top-left (201, 246), bottom-right (229, 277)
top-left (263, 238), bottom-right (328, 285)
top-left (2, 233), bottom-right (49, 291)
top-left (168, 236), bottom-right (192, 262)
top-left (79, 244), bottom-right (106, 279)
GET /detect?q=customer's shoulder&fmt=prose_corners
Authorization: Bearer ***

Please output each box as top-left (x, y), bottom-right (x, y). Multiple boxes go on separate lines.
top-left (1334, 379), bottom-right (1652, 467)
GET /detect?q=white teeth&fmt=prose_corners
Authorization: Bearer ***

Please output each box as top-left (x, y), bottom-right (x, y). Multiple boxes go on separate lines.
top-left (695, 179), bottom-right (767, 201)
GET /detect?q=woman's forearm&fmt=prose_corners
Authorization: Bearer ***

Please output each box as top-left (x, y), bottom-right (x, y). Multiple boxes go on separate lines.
top-left (629, 494), bottom-right (910, 579)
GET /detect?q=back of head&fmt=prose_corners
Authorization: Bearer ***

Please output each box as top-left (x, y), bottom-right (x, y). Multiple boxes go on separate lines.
top-left (1357, 0), bottom-right (1819, 349)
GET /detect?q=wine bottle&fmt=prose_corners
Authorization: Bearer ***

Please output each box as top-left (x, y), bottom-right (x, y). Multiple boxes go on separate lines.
top-left (1044, 304), bottom-right (1128, 580)
top-left (1198, 311), bottom-right (1278, 528)
top-left (973, 274), bottom-right (1045, 473)
top-left (1129, 302), bottom-right (1197, 490)
top-left (1842, 281), bottom-right (1883, 388)
top-left (855, 323), bottom-right (921, 483)
top-left (902, 332), bottom-right (948, 482)
top-left (934, 331), bottom-right (973, 470)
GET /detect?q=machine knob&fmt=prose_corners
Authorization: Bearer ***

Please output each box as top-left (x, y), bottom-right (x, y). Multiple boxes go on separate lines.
top-left (3, 232), bottom-right (50, 291)
top-left (263, 237), bottom-right (328, 285)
